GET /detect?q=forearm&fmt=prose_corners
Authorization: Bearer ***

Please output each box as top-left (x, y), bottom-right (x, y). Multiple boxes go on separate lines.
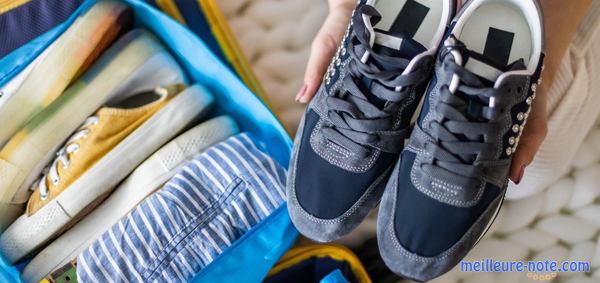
top-left (540, 0), bottom-right (591, 93)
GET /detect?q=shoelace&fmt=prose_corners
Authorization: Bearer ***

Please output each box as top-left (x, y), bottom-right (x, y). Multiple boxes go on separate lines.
top-left (321, 4), bottom-right (431, 157)
top-left (422, 38), bottom-right (511, 180)
top-left (32, 115), bottom-right (99, 200)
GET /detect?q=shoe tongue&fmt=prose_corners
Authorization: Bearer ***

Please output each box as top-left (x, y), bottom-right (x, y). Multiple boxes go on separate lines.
top-left (357, 31), bottom-right (425, 109)
top-left (372, 29), bottom-right (427, 61)
top-left (446, 50), bottom-right (528, 165)
top-left (463, 49), bottom-right (527, 85)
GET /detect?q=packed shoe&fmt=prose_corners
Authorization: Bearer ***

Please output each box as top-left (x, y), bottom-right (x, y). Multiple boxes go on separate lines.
top-left (377, 0), bottom-right (545, 281)
top-left (288, 0), bottom-right (456, 242)
top-left (0, 45), bottom-right (51, 110)
top-left (0, 82), bottom-right (215, 263)
top-left (0, 0), bottom-right (299, 282)
top-left (0, 1), bottom-right (131, 148)
top-left (0, 29), bottom-right (185, 231)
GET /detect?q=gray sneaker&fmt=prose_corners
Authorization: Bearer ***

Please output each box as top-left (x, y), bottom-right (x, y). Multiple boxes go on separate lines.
top-left (287, 0), bottom-right (456, 242)
top-left (378, 0), bottom-right (545, 281)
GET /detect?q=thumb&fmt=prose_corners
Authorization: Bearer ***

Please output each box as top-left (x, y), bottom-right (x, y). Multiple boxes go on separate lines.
top-left (509, 94), bottom-right (548, 184)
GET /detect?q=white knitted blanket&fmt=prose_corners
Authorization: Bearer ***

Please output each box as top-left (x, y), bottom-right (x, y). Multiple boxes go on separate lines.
top-left (220, 1), bottom-right (600, 282)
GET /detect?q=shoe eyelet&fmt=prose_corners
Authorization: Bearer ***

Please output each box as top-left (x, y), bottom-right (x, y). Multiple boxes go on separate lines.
top-left (67, 143), bottom-right (80, 154)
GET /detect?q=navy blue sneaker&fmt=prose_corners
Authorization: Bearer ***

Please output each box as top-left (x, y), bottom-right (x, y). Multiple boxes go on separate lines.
top-left (377, 0), bottom-right (545, 281)
top-left (288, 0), bottom-right (456, 242)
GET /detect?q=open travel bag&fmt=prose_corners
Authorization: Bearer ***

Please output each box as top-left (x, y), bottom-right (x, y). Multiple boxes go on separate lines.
top-left (0, 0), bottom-right (298, 282)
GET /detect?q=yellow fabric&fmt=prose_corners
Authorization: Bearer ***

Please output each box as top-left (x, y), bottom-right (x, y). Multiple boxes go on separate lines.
top-left (268, 244), bottom-right (372, 283)
top-left (26, 86), bottom-right (181, 215)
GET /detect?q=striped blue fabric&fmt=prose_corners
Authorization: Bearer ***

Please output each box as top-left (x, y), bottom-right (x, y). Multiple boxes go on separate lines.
top-left (76, 133), bottom-right (287, 283)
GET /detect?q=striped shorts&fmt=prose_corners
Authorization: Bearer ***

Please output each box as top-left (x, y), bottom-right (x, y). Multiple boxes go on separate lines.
top-left (76, 133), bottom-right (287, 283)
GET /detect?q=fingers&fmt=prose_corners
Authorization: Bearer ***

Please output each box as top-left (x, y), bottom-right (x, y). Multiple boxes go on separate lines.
top-left (509, 88), bottom-right (548, 184)
top-left (296, 2), bottom-right (355, 103)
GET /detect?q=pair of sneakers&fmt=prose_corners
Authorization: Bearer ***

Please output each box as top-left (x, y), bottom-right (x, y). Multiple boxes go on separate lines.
top-left (288, 0), bottom-right (545, 281)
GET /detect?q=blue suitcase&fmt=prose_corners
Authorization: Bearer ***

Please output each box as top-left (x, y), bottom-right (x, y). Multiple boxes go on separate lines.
top-left (0, 0), bottom-right (298, 281)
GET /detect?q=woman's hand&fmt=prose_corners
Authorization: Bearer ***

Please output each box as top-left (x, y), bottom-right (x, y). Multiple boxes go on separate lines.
top-left (509, 0), bottom-right (591, 184)
top-left (295, 0), bottom-right (356, 103)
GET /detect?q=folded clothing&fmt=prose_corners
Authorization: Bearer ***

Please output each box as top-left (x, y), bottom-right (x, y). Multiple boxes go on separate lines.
top-left (22, 116), bottom-right (239, 283)
top-left (76, 133), bottom-right (287, 282)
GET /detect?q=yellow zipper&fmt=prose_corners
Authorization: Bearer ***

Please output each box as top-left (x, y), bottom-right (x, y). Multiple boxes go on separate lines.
top-left (268, 244), bottom-right (373, 283)
top-left (155, 0), bottom-right (186, 26)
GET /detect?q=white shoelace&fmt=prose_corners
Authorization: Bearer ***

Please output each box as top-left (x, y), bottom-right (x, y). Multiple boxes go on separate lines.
top-left (32, 116), bottom-right (99, 200)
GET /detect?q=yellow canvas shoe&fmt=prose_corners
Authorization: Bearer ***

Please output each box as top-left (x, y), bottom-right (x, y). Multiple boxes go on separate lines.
top-left (26, 85), bottom-right (180, 214)
top-left (0, 84), bottom-right (215, 264)
top-left (0, 29), bottom-right (186, 231)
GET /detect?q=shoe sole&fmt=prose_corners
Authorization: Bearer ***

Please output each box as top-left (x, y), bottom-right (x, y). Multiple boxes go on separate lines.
top-left (0, 44), bottom-right (52, 109)
top-left (21, 116), bottom-right (238, 283)
top-left (0, 84), bottom-right (215, 264)
top-left (377, 159), bottom-right (506, 282)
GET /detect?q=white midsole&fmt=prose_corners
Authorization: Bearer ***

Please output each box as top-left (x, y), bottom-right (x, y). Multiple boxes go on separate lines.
top-left (474, 196), bottom-right (504, 246)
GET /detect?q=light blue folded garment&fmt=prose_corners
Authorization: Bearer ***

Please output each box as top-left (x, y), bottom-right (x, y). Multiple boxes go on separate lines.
top-left (77, 133), bottom-right (287, 283)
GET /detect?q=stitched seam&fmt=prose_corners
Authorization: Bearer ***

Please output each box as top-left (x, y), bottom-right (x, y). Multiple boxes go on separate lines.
top-left (411, 154), bottom-right (485, 207)
top-left (145, 178), bottom-right (245, 279)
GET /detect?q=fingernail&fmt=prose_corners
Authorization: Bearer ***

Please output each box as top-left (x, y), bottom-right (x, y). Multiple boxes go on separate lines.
top-left (295, 84), bottom-right (308, 102)
top-left (515, 165), bottom-right (526, 184)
